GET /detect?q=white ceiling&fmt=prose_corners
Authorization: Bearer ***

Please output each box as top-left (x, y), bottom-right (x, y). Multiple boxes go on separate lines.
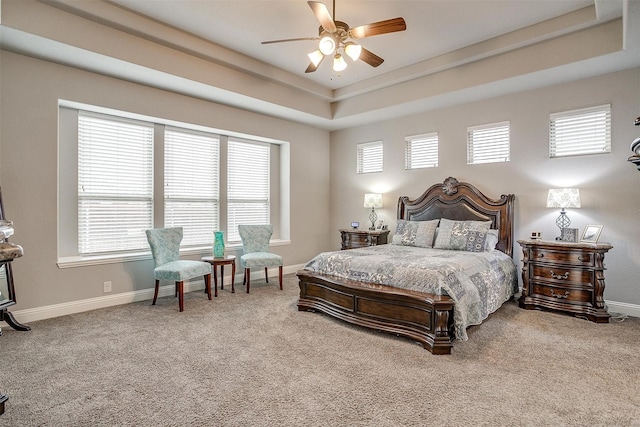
top-left (109, 0), bottom-right (600, 90)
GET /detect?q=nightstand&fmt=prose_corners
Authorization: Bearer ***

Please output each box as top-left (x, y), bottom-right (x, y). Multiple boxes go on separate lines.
top-left (339, 229), bottom-right (390, 250)
top-left (517, 239), bottom-right (612, 323)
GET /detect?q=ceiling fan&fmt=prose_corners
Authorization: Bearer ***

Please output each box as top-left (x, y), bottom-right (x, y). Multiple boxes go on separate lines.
top-left (261, 1), bottom-right (407, 73)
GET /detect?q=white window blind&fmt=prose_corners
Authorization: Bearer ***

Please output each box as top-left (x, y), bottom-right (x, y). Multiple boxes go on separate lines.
top-left (467, 121), bottom-right (510, 164)
top-left (549, 104), bottom-right (611, 157)
top-left (78, 112), bottom-right (154, 255)
top-left (405, 133), bottom-right (438, 169)
top-left (227, 138), bottom-right (270, 243)
top-left (164, 127), bottom-right (220, 247)
top-left (357, 141), bottom-right (383, 173)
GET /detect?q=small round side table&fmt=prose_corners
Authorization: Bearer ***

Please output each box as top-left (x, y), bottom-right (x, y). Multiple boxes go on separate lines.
top-left (201, 255), bottom-right (236, 295)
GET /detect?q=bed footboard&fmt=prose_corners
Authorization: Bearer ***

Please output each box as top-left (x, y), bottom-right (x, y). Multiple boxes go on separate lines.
top-left (296, 270), bottom-right (455, 355)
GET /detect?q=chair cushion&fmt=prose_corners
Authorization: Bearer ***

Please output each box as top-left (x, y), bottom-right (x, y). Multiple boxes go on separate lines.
top-left (238, 225), bottom-right (273, 253)
top-left (146, 227), bottom-right (182, 266)
top-left (154, 260), bottom-right (211, 281)
top-left (240, 252), bottom-right (283, 269)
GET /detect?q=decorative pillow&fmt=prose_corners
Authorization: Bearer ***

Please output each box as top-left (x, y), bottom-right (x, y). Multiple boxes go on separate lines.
top-left (391, 219), bottom-right (439, 248)
top-left (484, 229), bottom-right (499, 251)
top-left (433, 218), bottom-right (492, 252)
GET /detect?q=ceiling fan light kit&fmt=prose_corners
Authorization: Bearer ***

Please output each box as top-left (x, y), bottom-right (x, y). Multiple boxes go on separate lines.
top-left (344, 42), bottom-right (362, 61)
top-left (261, 1), bottom-right (406, 75)
top-left (319, 35), bottom-right (337, 55)
top-left (333, 53), bottom-right (347, 72)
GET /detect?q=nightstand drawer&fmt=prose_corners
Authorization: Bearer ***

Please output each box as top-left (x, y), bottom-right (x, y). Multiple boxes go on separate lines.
top-left (340, 229), bottom-right (389, 250)
top-left (531, 283), bottom-right (593, 304)
top-left (530, 265), bottom-right (593, 285)
top-left (530, 248), bottom-right (593, 266)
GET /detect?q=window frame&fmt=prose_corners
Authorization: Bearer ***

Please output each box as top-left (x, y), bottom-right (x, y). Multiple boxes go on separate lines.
top-left (77, 111), bottom-right (155, 256)
top-left (405, 132), bottom-right (439, 170)
top-left (357, 141), bottom-right (383, 174)
top-left (226, 137), bottom-right (271, 243)
top-left (549, 104), bottom-right (611, 158)
top-left (467, 121), bottom-right (511, 165)
top-left (163, 126), bottom-right (220, 247)
top-left (57, 101), bottom-right (289, 268)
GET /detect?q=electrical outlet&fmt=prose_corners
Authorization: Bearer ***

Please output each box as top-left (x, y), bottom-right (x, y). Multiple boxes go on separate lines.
top-left (103, 281), bottom-right (112, 293)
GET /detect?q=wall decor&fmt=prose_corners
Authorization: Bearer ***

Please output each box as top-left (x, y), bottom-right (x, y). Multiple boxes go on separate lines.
top-left (580, 224), bottom-right (603, 243)
top-left (560, 227), bottom-right (578, 242)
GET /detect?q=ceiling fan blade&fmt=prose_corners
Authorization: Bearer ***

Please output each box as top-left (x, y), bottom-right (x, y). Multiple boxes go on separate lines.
top-left (262, 37), bottom-right (319, 45)
top-left (305, 60), bottom-right (321, 73)
top-left (349, 17), bottom-right (406, 38)
top-left (359, 47), bottom-right (384, 68)
top-left (308, 1), bottom-right (337, 33)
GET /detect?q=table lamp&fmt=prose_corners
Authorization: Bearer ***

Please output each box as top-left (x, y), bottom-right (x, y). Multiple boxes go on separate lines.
top-left (546, 188), bottom-right (581, 239)
top-left (363, 193), bottom-right (383, 230)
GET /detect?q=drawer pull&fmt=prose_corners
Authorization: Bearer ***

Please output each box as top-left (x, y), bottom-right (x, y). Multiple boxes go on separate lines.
top-left (549, 270), bottom-right (569, 280)
top-left (577, 255), bottom-right (588, 262)
top-left (550, 289), bottom-right (570, 299)
top-left (536, 253), bottom-right (544, 258)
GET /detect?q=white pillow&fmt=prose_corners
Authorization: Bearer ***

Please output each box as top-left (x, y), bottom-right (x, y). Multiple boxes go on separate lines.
top-left (484, 229), bottom-right (499, 251)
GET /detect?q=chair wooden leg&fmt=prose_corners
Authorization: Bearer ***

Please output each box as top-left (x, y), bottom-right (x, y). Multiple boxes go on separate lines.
top-left (152, 280), bottom-right (160, 305)
top-left (246, 268), bottom-right (251, 294)
top-left (231, 261), bottom-right (236, 294)
top-left (177, 281), bottom-right (184, 312)
top-left (278, 266), bottom-right (283, 290)
top-left (264, 267), bottom-right (269, 283)
top-left (205, 273), bottom-right (213, 300)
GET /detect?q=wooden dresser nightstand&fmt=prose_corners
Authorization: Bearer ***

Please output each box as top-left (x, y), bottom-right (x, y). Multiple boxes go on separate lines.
top-left (518, 239), bottom-right (612, 323)
top-left (340, 229), bottom-right (390, 250)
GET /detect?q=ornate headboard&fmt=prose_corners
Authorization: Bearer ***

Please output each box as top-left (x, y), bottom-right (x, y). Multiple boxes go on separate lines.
top-left (397, 177), bottom-right (515, 257)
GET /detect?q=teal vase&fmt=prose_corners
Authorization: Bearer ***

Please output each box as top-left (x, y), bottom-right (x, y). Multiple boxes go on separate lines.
top-left (213, 231), bottom-right (225, 258)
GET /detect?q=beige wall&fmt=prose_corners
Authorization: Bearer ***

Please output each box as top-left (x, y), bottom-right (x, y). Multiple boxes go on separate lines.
top-left (0, 50), bottom-right (331, 311)
top-left (330, 67), bottom-right (640, 306)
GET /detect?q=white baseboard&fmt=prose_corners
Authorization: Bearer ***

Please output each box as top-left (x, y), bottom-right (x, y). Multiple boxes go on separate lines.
top-left (4, 263), bottom-right (636, 328)
top-left (605, 300), bottom-right (640, 318)
top-left (0, 264), bottom-right (306, 327)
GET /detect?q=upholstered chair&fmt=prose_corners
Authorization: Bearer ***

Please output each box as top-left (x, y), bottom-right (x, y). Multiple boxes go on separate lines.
top-left (238, 224), bottom-right (283, 293)
top-left (145, 227), bottom-right (212, 312)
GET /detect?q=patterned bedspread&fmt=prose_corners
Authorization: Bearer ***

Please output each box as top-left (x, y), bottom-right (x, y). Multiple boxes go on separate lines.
top-left (303, 244), bottom-right (518, 341)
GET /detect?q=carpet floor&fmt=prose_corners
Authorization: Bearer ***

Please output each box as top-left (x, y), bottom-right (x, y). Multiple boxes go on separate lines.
top-left (1, 274), bottom-right (639, 426)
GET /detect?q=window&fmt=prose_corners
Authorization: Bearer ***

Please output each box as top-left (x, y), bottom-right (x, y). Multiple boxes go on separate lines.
top-left (78, 112), bottom-right (154, 255)
top-left (405, 133), bottom-right (438, 169)
top-left (549, 104), bottom-right (611, 157)
top-left (164, 127), bottom-right (220, 247)
top-left (357, 141), bottom-right (383, 173)
top-left (59, 102), bottom-right (287, 264)
top-left (227, 138), bottom-right (270, 243)
top-left (467, 121), bottom-right (510, 164)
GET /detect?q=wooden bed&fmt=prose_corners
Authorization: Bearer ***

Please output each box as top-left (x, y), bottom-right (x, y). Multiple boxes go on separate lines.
top-left (296, 177), bottom-right (515, 355)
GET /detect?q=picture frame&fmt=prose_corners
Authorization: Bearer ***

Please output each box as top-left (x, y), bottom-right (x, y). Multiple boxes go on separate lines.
top-left (560, 227), bottom-right (578, 243)
top-left (580, 224), bottom-right (603, 243)
top-left (351, 221), bottom-right (359, 229)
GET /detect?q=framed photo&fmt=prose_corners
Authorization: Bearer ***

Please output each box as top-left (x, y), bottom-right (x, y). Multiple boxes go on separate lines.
top-left (580, 225), bottom-right (603, 243)
top-left (560, 227), bottom-right (578, 242)
top-left (351, 221), bottom-right (359, 229)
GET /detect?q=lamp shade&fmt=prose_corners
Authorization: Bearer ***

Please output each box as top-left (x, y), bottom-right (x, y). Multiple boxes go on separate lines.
top-left (307, 50), bottom-right (324, 67)
top-left (344, 42), bottom-right (362, 61)
top-left (333, 53), bottom-right (347, 72)
top-left (546, 188), bottom-right (581, 208)
top-left (319, 35), bottom-right (336, 56)
top-left (364, 193), bottom-right (383, 209)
